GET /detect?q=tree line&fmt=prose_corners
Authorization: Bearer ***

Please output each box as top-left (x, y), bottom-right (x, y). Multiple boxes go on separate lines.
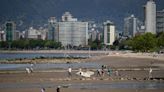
top-left (0, 32), bottom-right (164, 52)
top-left (114, 32), bottom-right (164, 52)
top-left (0, 39), bottom-right (62, 50)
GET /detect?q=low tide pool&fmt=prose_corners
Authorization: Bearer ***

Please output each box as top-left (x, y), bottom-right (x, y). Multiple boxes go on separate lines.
top-left (0, 62), bottom-right (101, 71)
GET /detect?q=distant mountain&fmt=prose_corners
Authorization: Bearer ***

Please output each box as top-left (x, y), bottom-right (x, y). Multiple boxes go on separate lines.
top-left (0, 0), bottom-right (164, 31)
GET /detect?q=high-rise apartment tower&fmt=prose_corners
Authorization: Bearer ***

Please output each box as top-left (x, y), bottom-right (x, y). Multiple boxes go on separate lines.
top-left (145, 0), bottom-right (156, 34)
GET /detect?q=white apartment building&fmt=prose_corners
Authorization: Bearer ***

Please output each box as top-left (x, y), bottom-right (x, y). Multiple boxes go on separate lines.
top-left (58, 12), bottom-right (88, 47)
top-left (145, 0), bottom-right (156, 34)
top-left (48, 17), bottom-right (58, 40)
top-left (104, 20), bottom-right (115, 46)
top-left (124, 15), bottom-right (143, 37)
top-left (27, 27), bottom-right (47, 40)
top-left (58, 22), bottom-right (88, 47)
top-left (157, 9), bottom-right (164, 33)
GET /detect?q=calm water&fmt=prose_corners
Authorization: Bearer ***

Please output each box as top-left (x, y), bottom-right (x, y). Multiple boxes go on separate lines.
top-left (0, 53), bottom-right (93, 60)
top-left (70, 82), bottom-right (164, 89)
top-left (0, 52), bottom-right (102, 70)
top-left (0, 82), bottom-right (164, 89)
top-left (0, 63), bottom-right (101, 70)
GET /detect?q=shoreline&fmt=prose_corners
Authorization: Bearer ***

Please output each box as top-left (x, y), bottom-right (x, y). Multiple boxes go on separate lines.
top-left (0, 53), bottom-right (164, 92)
top-left (0, 58), bottom-right (87, 64)
top-left (0, 50), bottom-right (105, 54)
top-left (0, 50), bottom-right (164, 64)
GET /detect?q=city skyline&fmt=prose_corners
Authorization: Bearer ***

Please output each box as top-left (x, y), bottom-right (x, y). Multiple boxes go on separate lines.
top-left (145, 0), bottom-right (156, 34)
top-left (0, 0), bottom-right (164, 47)
top-left (0, 0), bottom-right (164, 31)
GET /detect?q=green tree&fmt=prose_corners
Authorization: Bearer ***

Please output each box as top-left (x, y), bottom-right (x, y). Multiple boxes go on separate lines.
top-left (54, 42), bottom-right (62, 49)
top-left (0, 41), bottom-right (8, 49)
top-left (157, 32), bottom-right (164, 48)
top-left (44, 40), bottom-right (54, 48)
top-left (89, 39), bottom-right (103, 50)
top-left (129, 33), bottom-right (157, 52)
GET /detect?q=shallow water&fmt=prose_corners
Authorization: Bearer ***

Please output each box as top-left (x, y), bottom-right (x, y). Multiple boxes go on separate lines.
top-left (0, 62), bottom-right (101, 70)
top-left (70, 82), bottom-right (164, 89)
top-left (0, 53), bottom-right (93, 60)
top-left (0, 82), bottom-right (164, 89)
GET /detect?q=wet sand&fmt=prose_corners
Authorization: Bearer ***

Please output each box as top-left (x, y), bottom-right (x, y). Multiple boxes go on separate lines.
top-left (1, 88), bottom-right (164, 92)
top-left (0, 55), bottom-right (164, 92)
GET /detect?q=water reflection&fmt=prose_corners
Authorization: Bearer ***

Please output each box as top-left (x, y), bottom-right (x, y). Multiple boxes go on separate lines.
top-left (70, 82), bottom-right (164, 89)
top-left (0, 82), bottom-right (163, 89)
top-left (0, 53), bottom-right (93, 60)
top-left (0, 62), bottom-right (100, 70)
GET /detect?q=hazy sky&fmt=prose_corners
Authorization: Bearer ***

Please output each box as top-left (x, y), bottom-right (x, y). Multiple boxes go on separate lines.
top-left (0, 0), bottom-right (163, 31)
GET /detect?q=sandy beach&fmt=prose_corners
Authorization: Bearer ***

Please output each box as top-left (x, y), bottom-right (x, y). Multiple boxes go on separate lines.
top-left (0, 51), bottom-right (164, 92)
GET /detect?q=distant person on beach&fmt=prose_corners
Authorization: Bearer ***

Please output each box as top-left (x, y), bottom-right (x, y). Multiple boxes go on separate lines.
top-left (30, 67), bottom-right (33, 73)
top-left (101, 69), bottom-right (105, 76)
top-left (101, 65), bottom-right (106, 70)
top-left (115, 70), bottom-right (119, 76)
top-left (26, 68), bottom-right (31, 74)
top-left (56, 86), bottom-right (60, 92)
top-left (68, 67), bottom-right (72, 77)
top-left (41, 88), bottom-right (45, 92)
top-left (149, 68), bottom-right (153, 78)
top-left (107, 68), bottom-right (112, 76)
top-left (101, 65), bottom-right (106, 77)
top-left (97, 69), bottom-right (101, 77)
top-left (79, 68), bottom-right (82, 75)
